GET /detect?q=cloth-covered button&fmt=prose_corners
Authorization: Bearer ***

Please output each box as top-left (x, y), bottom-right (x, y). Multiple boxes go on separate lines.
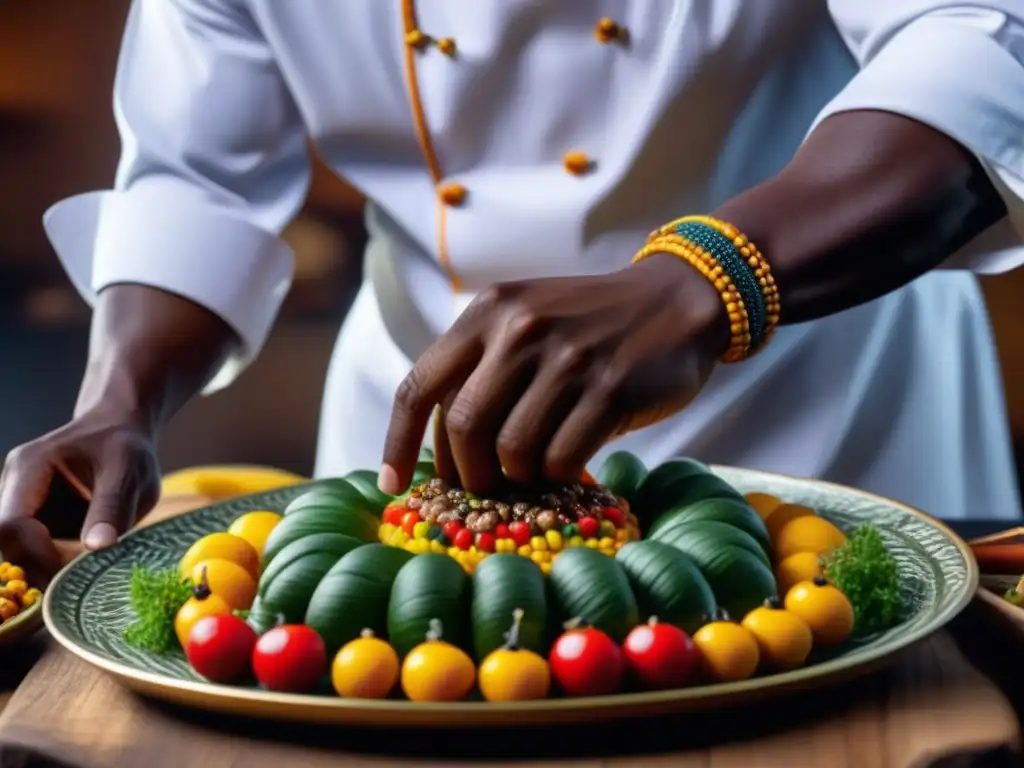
top-left (594, 17), bottom-right (626, 44)
top-left (563, 150), bottom-right (593, 176)
top-left (439, 182), bottom-right (468, 207)
top-left (405, 29), bottom-right (430, 50)
top-left (436, 37), bottom-right (457, 57)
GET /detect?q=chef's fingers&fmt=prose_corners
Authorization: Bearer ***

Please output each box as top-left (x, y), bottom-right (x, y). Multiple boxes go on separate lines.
top-left (443, 346), bottom-right (535, 493)
top-left (0, 443), bottom-right (56, 524)
top-left (497, 356), bottom-right (584, 486)
top-left (80, 447), bottom-right (145, 551)
top-left (0, 517), bottom-right (64, 588)
top-left (432, 400), bottom-right (457, 484)
top-left (544, 388), bottom-right (620, 483)
top-left (382, 333), bottom-right (482, 495)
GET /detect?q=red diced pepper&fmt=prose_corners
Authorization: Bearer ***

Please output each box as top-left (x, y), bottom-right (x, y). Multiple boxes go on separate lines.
top-left (401, 512), bottom-right (422, 537)
top-left (578, 516), bottom-right (599, 539)
top-left (508, 521), bottom-right (531, 547)
top-left (600, 506), bottom-right (624, 528)
top-left (494, 523), bottom-right (511, 540)
top-left (454, 528), bottom-right (474, 550)
top-left (476, 532), bottom-right (496, 553)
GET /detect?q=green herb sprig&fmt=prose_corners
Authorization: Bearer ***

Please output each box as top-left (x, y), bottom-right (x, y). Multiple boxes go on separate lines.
top-left (822, 524), bottom-right (904, 633)
top-left (122, 564), bottom-right (193, 654)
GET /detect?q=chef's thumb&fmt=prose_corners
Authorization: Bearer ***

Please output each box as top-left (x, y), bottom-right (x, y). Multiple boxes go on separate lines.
top-left (81, 459), bottom-right (139, 551)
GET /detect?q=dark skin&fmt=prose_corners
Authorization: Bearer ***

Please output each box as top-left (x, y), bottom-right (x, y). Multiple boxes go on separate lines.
top-left (0, 110), bottom-right (1007, 580)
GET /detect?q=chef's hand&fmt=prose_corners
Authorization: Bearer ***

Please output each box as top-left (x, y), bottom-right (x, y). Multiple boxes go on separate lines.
top-left (379, 253), bottom-right (729, 495)
top-left (0, 408), bottom-right (160, 584)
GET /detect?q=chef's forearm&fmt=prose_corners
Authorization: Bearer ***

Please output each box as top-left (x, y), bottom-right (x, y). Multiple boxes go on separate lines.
top-left (712, 110), bottom-right (1007, 325)
top-left (74, 284), bottom-right (239, 433)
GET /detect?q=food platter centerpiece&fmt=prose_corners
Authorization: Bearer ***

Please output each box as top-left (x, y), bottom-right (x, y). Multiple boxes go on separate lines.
top-left (43, 451), bottom-right (977, 726)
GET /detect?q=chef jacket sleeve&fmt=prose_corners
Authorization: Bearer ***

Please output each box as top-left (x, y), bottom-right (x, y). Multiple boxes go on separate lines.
top-left (820, 2), bottom-right (1024, 275)
top-left (42, 0), bottom-right (311, 393)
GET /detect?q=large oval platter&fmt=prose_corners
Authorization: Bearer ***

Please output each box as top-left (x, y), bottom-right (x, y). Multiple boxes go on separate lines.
top-left (43, 466), bottom-right (977, 727)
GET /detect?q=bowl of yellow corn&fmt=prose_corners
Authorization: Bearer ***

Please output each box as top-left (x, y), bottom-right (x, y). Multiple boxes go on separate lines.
top-left (0, 561), bottom-right (43, 646)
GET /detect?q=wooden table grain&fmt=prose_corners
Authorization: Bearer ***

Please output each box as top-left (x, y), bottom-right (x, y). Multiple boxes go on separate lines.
top-left (0, 495), bottom-right (1018, 768)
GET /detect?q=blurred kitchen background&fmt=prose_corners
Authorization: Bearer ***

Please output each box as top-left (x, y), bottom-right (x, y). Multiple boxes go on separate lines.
top-left (2, 2), bottom-right (1023, 494)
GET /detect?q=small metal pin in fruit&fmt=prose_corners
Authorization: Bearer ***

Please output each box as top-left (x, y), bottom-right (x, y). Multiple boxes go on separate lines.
top-left (622, 616), bottom-right (700, 690)
top-left (692, 609), bottom-right (760, 682)
top-left (331, 629), bottom-right (400, 699)
top-left (401, 619), bottom-right (476, 702)
top-left (252, 622), bottom-right (327, 693)
top-left (741, 597), bottom-right (813, 671)
top-left (784, 577), bottom-right (855, 646)
top-left (185, 613), bottom-right (258, 682)
top-left (174, 567), bottom-right (233, 649)
top-left (478, 608), bottom-right (551, 702)
top-left (548, 618), bottom-right (624, 697)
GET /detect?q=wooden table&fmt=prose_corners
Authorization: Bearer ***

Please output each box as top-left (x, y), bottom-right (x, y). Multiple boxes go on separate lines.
top-left (0, 496), bottom-right (1020, 768)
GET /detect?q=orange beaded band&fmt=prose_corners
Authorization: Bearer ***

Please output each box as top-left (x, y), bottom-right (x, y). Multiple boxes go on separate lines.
top-left (637, 215), bottom-right (781, 361)
top-left (633, 237), bottom-right (751, 362)
top-left (651, 215), bottom-right (780, 344)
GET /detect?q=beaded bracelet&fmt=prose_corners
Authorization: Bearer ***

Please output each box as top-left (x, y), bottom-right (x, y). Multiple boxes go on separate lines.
top-left (634, 217), bottom-right (780, 362)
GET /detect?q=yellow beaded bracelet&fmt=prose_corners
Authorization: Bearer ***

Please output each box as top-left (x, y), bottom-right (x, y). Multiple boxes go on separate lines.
top-left (633, 237), bottom-right (752, 362)
top-left (637, 215), bottom-right (781, 360)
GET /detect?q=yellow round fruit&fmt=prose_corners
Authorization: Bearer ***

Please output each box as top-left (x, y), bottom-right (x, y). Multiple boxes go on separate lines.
top-left (401, 621), bottom-right (476, 702)
top-left (774, 515), bottom-right (847, 561)
top-left (174, 590), bottom-right (233, 648)
top-left (179, 532), bottom-right (260, 581)
top-left (764, 503), bottom-right (816, 541)
top-left (227, 511), bottom-right (283, 558)
top-left (332, 630), bottom-right (400, 699)
top-left (477, 609), bottom-right (551, 701)
top-left (188, 559), bottom-right (257, 611)
top-left (784, 578), bottom-right (855, 647)
top-left (741, 598), bottom-right (813, 671)
top-left (744, 492), bottom-right (782, 520)
top-left (775, 551), bottom-right (823, 596)
top-left (692, 615), bottom-right (760, 682)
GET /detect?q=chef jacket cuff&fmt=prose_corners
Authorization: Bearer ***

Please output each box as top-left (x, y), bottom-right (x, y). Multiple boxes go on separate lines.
top-left (810, 15), bottom-right (1024, 275)
top-left (42, 181), bottom-right (294, 394)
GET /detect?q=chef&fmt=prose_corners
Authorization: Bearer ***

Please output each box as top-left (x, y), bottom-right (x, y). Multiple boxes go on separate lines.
top-left (1, 0), bottom-right (1023, 572)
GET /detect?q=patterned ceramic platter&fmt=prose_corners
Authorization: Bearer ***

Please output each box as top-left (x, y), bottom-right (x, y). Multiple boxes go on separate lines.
top-left (43, 466), bottom-right (977, 727)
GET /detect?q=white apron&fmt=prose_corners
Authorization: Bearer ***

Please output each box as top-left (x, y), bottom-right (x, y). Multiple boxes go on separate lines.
top-left (41, 2), bottom-right (1024, 520)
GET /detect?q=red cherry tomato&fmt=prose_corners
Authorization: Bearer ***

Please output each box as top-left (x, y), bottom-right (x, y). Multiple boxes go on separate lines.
top-left (577, 517), bottom-right (600, 539)
top-left (548, 626), bottom-right (624, 697)
top-left (401, 512), bottom-right (423, 537)
top-left (622, 619), bottom-right (699, 690)
top-left (382, 505), bottom-right (403, 525)
top-left (508, 521), bottom-right (531, 547)
top-left (454, 528), bottom-right (474, 550)
top-left (476, 532), bottom-right (496, 553)
top-left (442, 519), bottom-right (463, 542)
top-left (185, 614), bottom-right (258, 683)
top-left (494, 523), bottom-right (511, 540)
top-left (600, 506), bottom-right (624, 528)
top-left (252, 625), bottom-right (327, 692)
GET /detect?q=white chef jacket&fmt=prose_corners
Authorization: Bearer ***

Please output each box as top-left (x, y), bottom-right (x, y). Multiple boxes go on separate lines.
top-left (43, 1), bottom-right (1024, 520)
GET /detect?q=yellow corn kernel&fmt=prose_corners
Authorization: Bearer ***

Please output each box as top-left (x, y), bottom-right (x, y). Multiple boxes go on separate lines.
top-left (599, 547), bottom-right (616, 558)
top-left (598, 537), bottom-right (615, 550)
top-left (448, 546), bottom-right (460, 558)
top-left (545, 530), bottom-right (563, 551)
top-left (540, 562), bottom-right (553, 576)
top-left (585, 538), bottom-right (600, 549)
top-left (529, 536), bottom-right (548, 552)
top-left (517, 545), bottom-right (533, 557)
top-left (21, 588), bottom-right (41, 608)
top-left (404, 539), bottom-right (430, 555)
top-left (499, 539), bottom-right (516, 554)
top-left (568, 536), bottom-right (584, 548)
top-left (615, 528), bottom-right (630, 543)
top-left (0, 597), bottom-right (18, 621)
top-left (468, 546), bottom-right (479, 557)
top-left (531, 550), bottom-right (552, 565)
top-left (429, 540), bottom-right (446, 554)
